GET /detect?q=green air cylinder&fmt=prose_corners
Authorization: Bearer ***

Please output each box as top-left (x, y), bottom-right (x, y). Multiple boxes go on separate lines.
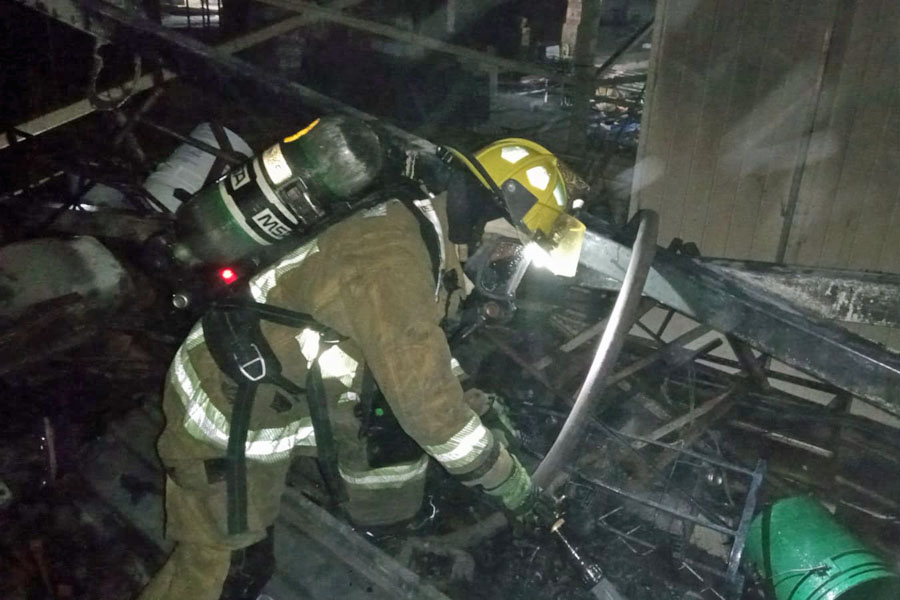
top-left (745, 496), bottom-right (900, 600)
top-left (174, 114), bottom-right (383, 263)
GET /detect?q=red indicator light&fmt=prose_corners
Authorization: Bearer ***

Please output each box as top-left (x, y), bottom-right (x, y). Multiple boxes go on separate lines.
top-left (219, 268), bottom-right (238, 284)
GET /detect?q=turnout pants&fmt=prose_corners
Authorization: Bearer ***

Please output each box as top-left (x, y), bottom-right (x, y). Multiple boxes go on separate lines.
top-left (138, 348), bottom-right (428, 600)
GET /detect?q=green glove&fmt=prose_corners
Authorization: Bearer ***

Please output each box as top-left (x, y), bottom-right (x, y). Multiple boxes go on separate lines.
top-left (480, 393), bottom-right (522, 450)
top-left (484, 454), bottom-right (535, 514)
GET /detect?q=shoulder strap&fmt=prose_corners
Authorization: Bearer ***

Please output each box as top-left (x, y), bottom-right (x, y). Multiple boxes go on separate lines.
top-left (202, 304), bottom-right (279, 385)
top-left (203, 299), bottom-right (347, 507)
top-left (203, 122), bottom-right (236, 187)
top-left (213, 298), bottom-right (321, 330)
top-left (305, 359), bottom-right (347, 503)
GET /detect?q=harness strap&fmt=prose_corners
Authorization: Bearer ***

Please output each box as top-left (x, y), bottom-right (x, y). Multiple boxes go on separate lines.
top-left (204, 122), bottom-right (235, 187)
top-left (203, 301), bottom-right (347, 515)
top-left (214, 299), bottom-right (321, 330)
top-left (306, 359), bottom-right (347, 504)
top-left (357, 365), bottom-right (378, 440)
top-left (226, 378), bottom-right (255, 535)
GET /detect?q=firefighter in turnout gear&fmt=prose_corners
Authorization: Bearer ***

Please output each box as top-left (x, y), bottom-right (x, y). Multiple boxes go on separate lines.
top-left (138, 116), bottom-right (584, 600)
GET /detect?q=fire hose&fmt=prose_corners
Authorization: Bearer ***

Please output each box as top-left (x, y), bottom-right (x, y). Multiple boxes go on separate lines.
top-left (433, 210), bottom-right (659, 549)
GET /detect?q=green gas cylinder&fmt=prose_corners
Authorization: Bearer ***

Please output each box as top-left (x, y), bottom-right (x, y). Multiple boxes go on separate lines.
top-left (174, 115), bottom-right (383, 263)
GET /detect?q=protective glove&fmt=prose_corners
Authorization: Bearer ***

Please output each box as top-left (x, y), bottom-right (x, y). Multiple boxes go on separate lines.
top-left (463, 389), bottom-right (521, 449)
top-left (484, 453), bottom-right (534, 514)
top-left (482, 395), bottom-right (521, 450)
top-left (482, 453), bottom-right (556, 529)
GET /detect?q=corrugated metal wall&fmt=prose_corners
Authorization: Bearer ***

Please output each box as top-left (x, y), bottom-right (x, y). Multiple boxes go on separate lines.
top-left (632, 0), bottom-right (900, 347)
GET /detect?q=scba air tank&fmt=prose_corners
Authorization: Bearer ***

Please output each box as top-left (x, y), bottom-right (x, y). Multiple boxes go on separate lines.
top-left (175, 115), bottom-right (383, 263)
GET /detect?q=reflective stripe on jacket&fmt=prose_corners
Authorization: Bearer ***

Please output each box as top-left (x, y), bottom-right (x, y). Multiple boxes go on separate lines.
top-left (169, 324), bottom-right (316, 463)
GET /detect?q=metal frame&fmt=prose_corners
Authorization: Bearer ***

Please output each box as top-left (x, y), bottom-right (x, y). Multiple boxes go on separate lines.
top-left (576, 222), bottom-right (900, 415)
top-left (75, 0), bottom-right (441, 164)
top-left (576, 452), bottom-right (766, 599)
top-left (9, 0), bottom-right (648, 163)
top-left (253, 0), bottom-right (577, 85)
top-left (0, 0), bottom-right (366, 151)
top-left (705, 258), bottom-right (900, 328)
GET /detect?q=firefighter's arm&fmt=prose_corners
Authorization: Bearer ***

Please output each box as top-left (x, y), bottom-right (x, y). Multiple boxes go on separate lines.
top-left (334, 243), bottom-right (533, 513)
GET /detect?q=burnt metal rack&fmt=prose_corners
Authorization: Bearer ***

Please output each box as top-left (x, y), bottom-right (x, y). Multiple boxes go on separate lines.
top-left (577, 441), bottom-right (766, 600)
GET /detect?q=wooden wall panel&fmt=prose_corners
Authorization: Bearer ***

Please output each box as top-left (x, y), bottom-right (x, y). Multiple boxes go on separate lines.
top-left (716, 0), bottom-right (778, 259)
top-left (700, 0), bottom-right (780, 257)
top-left (632, 0), bottom-right (900, 357)
top-left (630, 0), bottom-right (684, 231)
top-left (651, 0), bottom-right (719, 246)
top-left (633, 0), bottom-right (899, 271)
top-left (745, 0), bottom-right (821, 261)
top-left (786, 0), bottom-right (900, 268)
top-left (673, 0), bottom-right (746, 248)
top-left (786, 0), bottom-right (883, 266)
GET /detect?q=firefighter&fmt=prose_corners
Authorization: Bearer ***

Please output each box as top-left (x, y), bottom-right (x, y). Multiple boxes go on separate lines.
top-left (137, 117), bottom-right (585, 600)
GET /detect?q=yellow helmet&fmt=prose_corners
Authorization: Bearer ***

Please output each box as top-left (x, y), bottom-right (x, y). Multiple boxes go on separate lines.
top-left (449, 138), bottom-right (585, 277)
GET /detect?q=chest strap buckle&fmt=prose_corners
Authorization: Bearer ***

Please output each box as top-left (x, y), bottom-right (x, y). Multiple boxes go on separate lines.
top-left (235, 344), bottom-right (267, 382)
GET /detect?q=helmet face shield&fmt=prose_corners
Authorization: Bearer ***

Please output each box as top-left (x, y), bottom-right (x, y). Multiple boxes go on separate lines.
top-left (539, 211), bottom-right (586, 277)
top-left (501, 178), bottom-right (586, 277)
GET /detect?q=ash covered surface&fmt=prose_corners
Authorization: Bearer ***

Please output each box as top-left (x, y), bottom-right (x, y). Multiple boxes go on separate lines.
top-left (0, 471), bottom-right (161, 600)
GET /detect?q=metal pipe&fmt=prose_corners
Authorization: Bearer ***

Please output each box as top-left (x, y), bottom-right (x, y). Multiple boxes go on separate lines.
top-left (594, 520), bottom-right (657, 552)
top-left (514, 403), bottom-right (757, 475)
top-left (838, 500), bottom-right (899, 523)
top-left (607, 325), bottom-right (711, 386)
top-left (606, 430), bottom-right (755, 476)
top-left (726, 336), bottom-right (769, 389)
top-left (0, 71), bottom-right (177, 151)
top-left (689, 352), bottom-right (839, 394)
top-left (727, 420), bottom-right (834, 458)
top-left (835, 476), bottom-right (900, 510)
top-left (533, 210), bottom-right (658, 491)
top-left (632, 388), bottom-right (736, 449)
top-left (43, 417), bottom-right (58, 484)
top-left (725, 460), bottom-right (765, 586)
